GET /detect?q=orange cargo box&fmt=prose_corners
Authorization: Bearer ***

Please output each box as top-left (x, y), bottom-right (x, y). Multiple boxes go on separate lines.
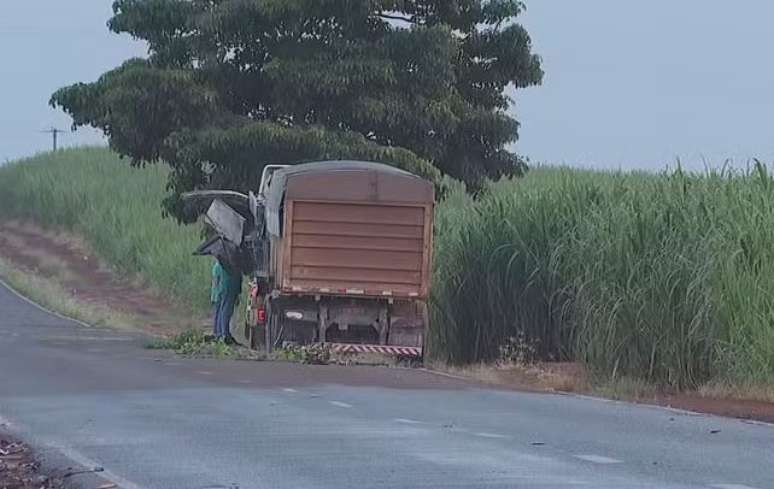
top-left (264, 161), bottom-right (434, 300)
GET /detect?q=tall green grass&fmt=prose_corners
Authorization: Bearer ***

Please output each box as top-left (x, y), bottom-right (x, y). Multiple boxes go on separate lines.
top-left (431, 163), bottom-right (774, 388)
top-left (3, 148), bottom-right (773, 389)
top-left (0, 147), bottom-right (210, 311)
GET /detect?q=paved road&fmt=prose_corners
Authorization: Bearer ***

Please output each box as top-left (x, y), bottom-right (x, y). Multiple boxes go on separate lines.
top-left (0, 281), bottom-right (772, 489)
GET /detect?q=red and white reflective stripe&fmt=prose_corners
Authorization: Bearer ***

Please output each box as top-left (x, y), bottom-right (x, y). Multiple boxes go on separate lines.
top-left (324, 343), bottom-right (421, 357)
top-left (284, 286), bottom-right (419, 299)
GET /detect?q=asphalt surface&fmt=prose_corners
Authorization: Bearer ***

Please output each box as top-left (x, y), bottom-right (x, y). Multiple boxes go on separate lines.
top-left (0, 281), bottom-right (772, 489)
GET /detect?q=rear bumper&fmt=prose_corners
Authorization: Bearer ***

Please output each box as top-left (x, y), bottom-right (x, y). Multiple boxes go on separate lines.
top-left (324, 342), bottom-right (421, 358)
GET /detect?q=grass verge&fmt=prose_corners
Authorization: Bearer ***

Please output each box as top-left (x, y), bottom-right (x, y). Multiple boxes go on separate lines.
top-left (3, 147), bottom-right (774, 396)
top-left (0, 255), bottom-right (140, 331)
top-left (431, 164), bottom-right (774, 390)
top-left (0, 147), bottom-right (210, 313)
top-left (145, 328), bottom-right (260, 359)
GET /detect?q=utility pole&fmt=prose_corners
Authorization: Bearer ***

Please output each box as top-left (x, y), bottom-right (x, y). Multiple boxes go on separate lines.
top-left (41, 127), bottom-right (67, 151)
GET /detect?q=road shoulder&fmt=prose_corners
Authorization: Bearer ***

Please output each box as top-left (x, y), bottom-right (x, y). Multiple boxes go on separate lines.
top-left (2, 219), bottom-right (774, 425)
top-left (0, 220), bottom-right (203, 338)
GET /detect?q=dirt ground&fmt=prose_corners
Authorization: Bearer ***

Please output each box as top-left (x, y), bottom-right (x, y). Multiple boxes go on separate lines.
top-left (0, 220), bottom-right (205, 337)
top-left (449, 362), bottom-right (774, 424)
top-left (0, 434), bottom-right (64, 489)
top-left (648, 393), bottom-right (774, 424)
top-left (2, 219), bottom-right (774, 424)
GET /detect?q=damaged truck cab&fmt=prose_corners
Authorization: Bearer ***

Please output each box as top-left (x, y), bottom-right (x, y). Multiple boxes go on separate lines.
top-left (189, 161), bottom-right (434, 358)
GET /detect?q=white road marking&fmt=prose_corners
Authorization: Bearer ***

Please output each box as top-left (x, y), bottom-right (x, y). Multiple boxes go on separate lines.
top-left (282, 388), bottom-right (299, 393)
top-left (329, 401), bottom-right (353, 409)
top-left (0, 276), bottom-right (93, 329)
top-left (46, 442), bottom-right (147, 489)
top-left (710, 484), bottom-right (759, 489)
top-left (196, 370), bottom-right (213, 376)
top-left (473, 432), bottom-right (509, 439)
top-left (573, 454), bottom-right (622, 464)
top-left (394, 418), bottom-right (424, 424)
top-left (0, 412), bottom-right (139, 488)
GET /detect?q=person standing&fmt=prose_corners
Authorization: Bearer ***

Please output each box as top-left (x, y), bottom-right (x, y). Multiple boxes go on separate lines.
top-left (213, 259), bottom-right (242, 343)
top-left (210, 259), bottom-right (223, 339)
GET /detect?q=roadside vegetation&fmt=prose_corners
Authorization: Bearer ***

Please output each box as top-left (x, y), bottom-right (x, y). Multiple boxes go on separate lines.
top-left (147, 328), bottom-right (330, 364)
top-left (146, 329), bottom-right (241, 359)
top-left (0, 255), bottom-right (137, 330)
top-left (3, 148), bottom-right (774, 394)
top-left (0, 147), bottom-right (209, 312)
top-left (432, 163), bottom-right (774, 390)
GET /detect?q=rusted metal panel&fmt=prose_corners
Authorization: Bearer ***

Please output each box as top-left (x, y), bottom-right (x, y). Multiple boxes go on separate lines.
top-left (280, 200), bottom-right (430, 298)
top-left (291, 247), bottom-right (422, 271)
top-left (293, 201), bottom-right (425, 225)
top-left (291, 234), bottom-right (423, 253)
top-left (293, 220), bottom-right (424, 239)
top-left (286, 172), bottom-right (432, 203)
top-left (421, 204), bottom-right (434, 298)
top-left (290, 266), bottom-right (421, 285)
top-left (280, 200), bottom-right (295, 290)
top-left (272, 162), bottom-right (434, 300)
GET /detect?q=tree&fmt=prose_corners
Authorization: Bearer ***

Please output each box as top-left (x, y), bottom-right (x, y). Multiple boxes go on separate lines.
top-left (51, 0), bottom-right (543, 220)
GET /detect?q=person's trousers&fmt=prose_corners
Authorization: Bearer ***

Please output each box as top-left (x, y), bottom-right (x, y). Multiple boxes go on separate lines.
top-left (211, 302), bottom-right (220, 336)
top-left (215, 295), bottom-right (236, 339)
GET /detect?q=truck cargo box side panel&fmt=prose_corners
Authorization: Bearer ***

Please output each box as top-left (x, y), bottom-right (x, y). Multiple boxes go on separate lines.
top-left (282, 200), bottom-right (431, 298)
top-left (281, 171), bottom-right (433, 204)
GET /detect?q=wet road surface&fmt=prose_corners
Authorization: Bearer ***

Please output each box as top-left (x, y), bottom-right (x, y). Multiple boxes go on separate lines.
top-left (0, 281), bottom-right (772, 489)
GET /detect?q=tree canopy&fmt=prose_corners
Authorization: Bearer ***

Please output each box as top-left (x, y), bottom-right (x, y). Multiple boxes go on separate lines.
top-left (51, 0), bottom-right (542, 220)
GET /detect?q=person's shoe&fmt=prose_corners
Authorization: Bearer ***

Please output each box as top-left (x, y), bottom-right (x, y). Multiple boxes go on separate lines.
top-left (204, 334), bottom-right (216, 342)
top-left (224, 336), bottom-right (238, 345)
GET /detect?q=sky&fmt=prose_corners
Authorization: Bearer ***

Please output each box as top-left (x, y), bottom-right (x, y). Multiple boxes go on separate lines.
top-left (0, 1), bottom-right (145, 162)
top-left (1, 1), bottom-right (773, 171)
top-left (514, 0), bottom-right (774, 170)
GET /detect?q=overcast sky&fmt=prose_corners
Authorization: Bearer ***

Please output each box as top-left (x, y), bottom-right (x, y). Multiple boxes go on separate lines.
top-left (1, 1), bottom-right (772, 171)
top-left (0, 1), bottom-right (144, 162)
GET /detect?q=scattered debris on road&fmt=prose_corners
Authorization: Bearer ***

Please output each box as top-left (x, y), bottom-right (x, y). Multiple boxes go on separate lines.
top-left (0, 435), bottom-right (63, 489)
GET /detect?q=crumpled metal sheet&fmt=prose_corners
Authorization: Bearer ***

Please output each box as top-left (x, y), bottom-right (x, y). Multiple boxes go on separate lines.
top-left (205, 199), bottom-right (245, 246)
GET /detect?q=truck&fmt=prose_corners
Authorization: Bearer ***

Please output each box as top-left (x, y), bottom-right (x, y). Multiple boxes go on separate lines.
top-left (185, 160), bottom-right (434, 358)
